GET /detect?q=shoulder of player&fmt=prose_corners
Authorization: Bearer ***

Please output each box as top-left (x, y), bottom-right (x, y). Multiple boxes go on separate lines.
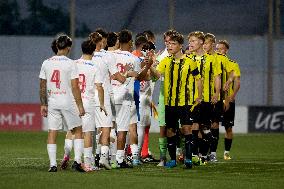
top-left (184, 53), bottom-right (198, 61)
top-left (159, 55), bottom-right (173, 63)
top-left (215, 52), bottom-right (227, 57)
top-left (228, 58), bottom-right (238, 64)
top-left (75, 58), bottom-right (98, 67)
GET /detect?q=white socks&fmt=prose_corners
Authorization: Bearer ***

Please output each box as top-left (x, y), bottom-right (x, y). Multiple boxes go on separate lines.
top-left (47, 144), bottom-right (57, 167)
top-left (64, 139), bottom-right (73, 157)
top-left (84, 147), bottom-right (93, 166)
top-left (137, 126), bottom-right (145, 155)
top-left (130, 144), bottom-right (139, 160)
top-left (101, 145), bottom-right (109, 162)
top-left (95, 133), bottom-right (101, 155)
top-left (74, 139), bottom-right (84, 164)
top-left (116, 150), bottom-right (125, 164)
top-left (110, 129), bottom-right (117, 161)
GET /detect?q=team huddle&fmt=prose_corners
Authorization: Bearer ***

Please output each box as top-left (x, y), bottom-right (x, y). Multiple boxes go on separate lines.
top-left (39, 28), bottom-right (240, 172)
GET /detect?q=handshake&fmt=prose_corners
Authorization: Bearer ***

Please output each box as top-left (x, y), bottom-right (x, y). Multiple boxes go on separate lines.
top-left (144, 50), bottom-right (155, 68)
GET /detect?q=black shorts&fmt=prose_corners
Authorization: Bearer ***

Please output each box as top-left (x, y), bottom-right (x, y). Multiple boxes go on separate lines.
top-left (222, 102), bottom-right (235, 128)
top-left (191, 102), bottom-right (212, 127)
top-left (211, 101), bottom-right (223, 123)
top-left (165, 105), bottom-right (192, 131)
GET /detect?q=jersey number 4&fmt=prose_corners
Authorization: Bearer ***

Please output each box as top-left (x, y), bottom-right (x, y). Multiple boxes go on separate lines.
top-left (51, 70), bottom-right (61, 89)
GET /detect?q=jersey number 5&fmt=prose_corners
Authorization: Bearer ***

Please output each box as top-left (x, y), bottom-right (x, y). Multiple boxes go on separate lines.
top-left (51, 70), bottom-right (61, 89)
top-left (79, 74), bottom-right (86, 93)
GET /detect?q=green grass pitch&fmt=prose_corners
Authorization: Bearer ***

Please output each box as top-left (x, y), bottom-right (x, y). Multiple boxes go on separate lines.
top-left (0, 132), bottom-right (284, 189)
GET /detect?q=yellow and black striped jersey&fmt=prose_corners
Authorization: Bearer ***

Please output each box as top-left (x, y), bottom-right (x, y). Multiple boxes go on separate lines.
top-left (215, 53), bottom-right (235, 100)
top-left (156, 54), bottom-right (200, 106)
top-left (192, 53), bottom-right (222, 102)
top-left (227, 58), bottom-right (241, 97)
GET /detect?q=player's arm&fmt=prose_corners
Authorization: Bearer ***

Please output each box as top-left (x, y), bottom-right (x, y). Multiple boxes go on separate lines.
top-left (39, 79), bottom-right (48, 117)
top-left (95, 83), bottom-right (107, 116)
top-left (223, 71), bottom-right (234, 91)
top-left (136, 55), bottom-right (153, 81)
top-left (148, 55), bottom-right (166, 80)
top-left (71, 78), bottom-right (85, 116)
top-left (212, 58), bottom-right (222, 104)
top-left (223, 60), bottom-right (237, 91)
top-left (228, 76), bottom-right (240, 102)
top-left (212, 74), bottom-right (221, 104)
top-left (111, 72), bottom-right (126, 84)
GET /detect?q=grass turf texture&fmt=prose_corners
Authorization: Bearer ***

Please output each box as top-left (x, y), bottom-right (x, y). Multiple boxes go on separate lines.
top-left (0, 132), bottom-right (284, 189)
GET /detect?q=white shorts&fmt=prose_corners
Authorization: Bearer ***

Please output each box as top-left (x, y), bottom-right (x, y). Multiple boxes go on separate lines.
top-left (115, 101), bottom-right (133, 132)
top-left (138, 95), bottom-right (151, 127)
top-left (81, 112), bottom-right (96, 132)
top-left (109, 91), bottom-right (116, 122)
top-left (130, 103), bottom-right (138, 125)
top-left (48, 107), bottom-right (82, 131)
top-left (94, 105), bottom-right (113, 128)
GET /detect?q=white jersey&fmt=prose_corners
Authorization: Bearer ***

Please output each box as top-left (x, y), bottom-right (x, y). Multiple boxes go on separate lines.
top-left (92, 50), bottom-right (118, 106)
top-left (39, 55), bottom-right (78, 109)
top-left (156, 48), bottom-right (168, 82)
top-left (156, 48), bottom-right (169, 62)
top-left (111, 50), bottom-right (141, 104)
top-left (75, 58), bottom-right (103, 110)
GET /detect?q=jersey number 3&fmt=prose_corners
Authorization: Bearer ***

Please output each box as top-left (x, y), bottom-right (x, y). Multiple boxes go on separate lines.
top-left (79, 74), bottom-right (86, 93)
top-left (51, 70), bottom-right (61, 89)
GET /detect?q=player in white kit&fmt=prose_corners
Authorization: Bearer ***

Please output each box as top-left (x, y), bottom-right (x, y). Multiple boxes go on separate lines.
top-left (132, 34), bottom-right (156, 162)
top-left (112, 29), bottom-right (151, 167)
top-left (39, 35), bottom-right (85, 172)
top-left (106, 31), bottom-right (121, 167)
top-left (75, 39), bottom-right (107, 171)
top-left (89, 31), bottom-right (126, 169)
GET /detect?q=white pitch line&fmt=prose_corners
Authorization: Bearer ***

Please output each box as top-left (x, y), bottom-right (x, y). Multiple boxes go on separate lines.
top-left (14, 158), bottom-right (71, 161)
top-left (15, 158), bottom-right (44, 160)
top-left (216, 161), bottom-right (284, 165)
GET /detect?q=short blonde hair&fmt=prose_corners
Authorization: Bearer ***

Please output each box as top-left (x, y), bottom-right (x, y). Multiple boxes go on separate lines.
top-left (188, 31), bottom-right (205, 42)
top-left (218, 40), bottom-right (230, 49)
top-left (204, 33), bottom-right (216, 43)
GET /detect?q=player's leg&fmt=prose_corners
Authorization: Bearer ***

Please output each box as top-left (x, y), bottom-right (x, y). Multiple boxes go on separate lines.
top-left (115, 102), bottom-right (133, 168)
top-left (94, 128), bottom-right (102, 167)
top-left (198, 102), bottom-right (213, 164)
top-left (137, 123), bottom-right (145, 161)
top-left (139, 96), bottom-right (158, 163)
top-left (109, 91), bottom-right (118, 167)
top-left (209, 101), bottom-right (223, 162)
top-left (47, 130), bottom-right (58, 172)
top-left (223, 102), bottom-right (235, 160)
top-left (141, 126), bottom-right (150, 158)
top-left (157, 88), bottom-right (167, 166)
top-left (181, 105), bottom-right (194, 169)
top-left (158, 126), bottom-right (167, 166)
top-left (47, 108), bottom-right (62, 172)
top-left (190, 105), bottom-right (201, 165)
top-left (81, 112), bottom-right (96, 172)
top-left (63, 108), bottom-right (85, 172)
top-left (109, 126), bottom-right (117, 168)
top-left (97, 105), bottom-right (113, 169)
top-left (165, 106), bottom-right (178, 168)
top-left (129, 104), bottom-right (141, 166)
top-left (60, 130), bottom-right (73, 170)
top-left (100, 127), bottom-right (112, 169)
